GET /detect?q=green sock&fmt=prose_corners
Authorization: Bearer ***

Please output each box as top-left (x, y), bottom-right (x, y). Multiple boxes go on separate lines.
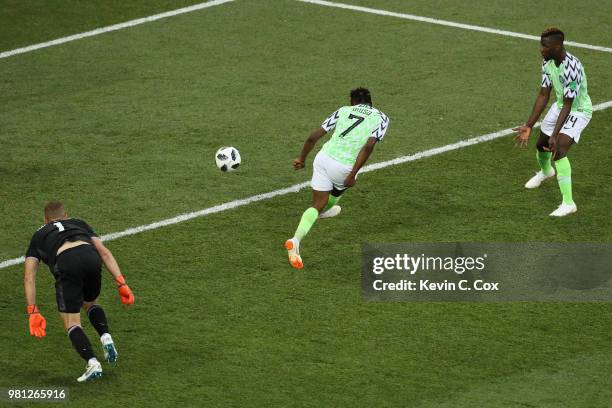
top-left (294, 207), bottom-right (319, 241)
top-left (537, 151), bottom-right (553, 175)
top-left (322, 195), bottom-right (340, 213)
top-left (555, 157), bottom-right (573, 205)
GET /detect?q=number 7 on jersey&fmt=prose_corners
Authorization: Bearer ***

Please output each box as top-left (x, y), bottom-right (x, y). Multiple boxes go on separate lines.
top-left (340, 114), bottom-right (365, 137)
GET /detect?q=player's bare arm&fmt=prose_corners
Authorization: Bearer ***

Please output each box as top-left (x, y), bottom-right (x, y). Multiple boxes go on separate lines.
top-left (24, 257), bottom-right (39, 306)
top-left (24, 257), bottom-right (47, 338)
top-left (344, 137), bottom-right (377, 187)
top-left (92, 237), bottom-right (122, 279)
top-left (293, 127), bottom-right (327, 170)
top-left (514, 86), bottom-right (551, 148)
top-left (92, 237), bottom-right (134, 306)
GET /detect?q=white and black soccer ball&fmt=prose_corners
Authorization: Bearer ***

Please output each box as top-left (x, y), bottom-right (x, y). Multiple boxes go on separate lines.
top-left (215, 146), bottom-right (241, 172)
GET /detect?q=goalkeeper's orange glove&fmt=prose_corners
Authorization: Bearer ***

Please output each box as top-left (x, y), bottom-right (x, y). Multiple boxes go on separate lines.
top-left (27, 305), bottom-right (46, 338)
top-left (114, 274), bottom-right (135, 306)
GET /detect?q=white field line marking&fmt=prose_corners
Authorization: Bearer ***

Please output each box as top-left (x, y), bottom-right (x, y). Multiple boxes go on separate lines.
top-left (297, 0), bottom-right (612, 54)
top-left (0, 0), bottom-right (234, 60)
top-left (1, 100), bottom-right (611, 270)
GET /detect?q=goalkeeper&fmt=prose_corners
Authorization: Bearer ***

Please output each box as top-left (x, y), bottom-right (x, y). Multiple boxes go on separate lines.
top-left (24, 201), bottom-right (135, 382)
top-left (286, 88), bottom-right (389, 268)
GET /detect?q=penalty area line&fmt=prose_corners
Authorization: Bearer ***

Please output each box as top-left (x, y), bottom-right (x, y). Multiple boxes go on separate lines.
top-left (1, 99), bottom-right (611, 270)
top-left (296, 0), bottom-right (612, 54)
top-left (0, 0), bottom-right (235, 59)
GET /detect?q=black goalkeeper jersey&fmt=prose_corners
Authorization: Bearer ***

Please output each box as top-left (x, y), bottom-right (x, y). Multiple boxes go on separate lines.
top-left (26, 218), bottom-right (98, 272)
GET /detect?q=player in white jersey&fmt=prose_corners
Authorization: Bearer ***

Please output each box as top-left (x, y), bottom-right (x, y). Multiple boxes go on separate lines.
top-left (285, 88), bottom-right (389, 269)
top-left (514, 27), bottom-right (592, 217)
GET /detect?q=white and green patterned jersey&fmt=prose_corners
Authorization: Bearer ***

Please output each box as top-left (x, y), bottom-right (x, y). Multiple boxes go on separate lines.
top-left (320, 104), bottom-right (389, 166)
top-left (541, 52), bottom-right (592, 118)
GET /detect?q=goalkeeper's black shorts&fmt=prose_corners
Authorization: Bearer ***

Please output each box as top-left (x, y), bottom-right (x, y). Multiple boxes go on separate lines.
top-left (53, 245), bottom-right (102, 313)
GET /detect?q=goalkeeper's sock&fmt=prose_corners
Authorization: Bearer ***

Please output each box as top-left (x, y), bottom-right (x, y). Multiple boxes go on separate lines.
top-left (537, 151), bottom-right (554, 176)
top-left (294, 207), bottom-right (319, 241)
top-left (555, 157), bottom-right (574, 205)
top-left (68, 325), bottom-right (96, 362)
top-left (322, 195), bottom-right (340, 213)
top-left (87, 304), bottom-right (109, 337)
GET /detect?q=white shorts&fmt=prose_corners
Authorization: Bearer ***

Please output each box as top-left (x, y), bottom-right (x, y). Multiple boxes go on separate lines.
top-left (540, 103), bottom-right (590, 143)
top-left (311, 150), bottom-right (354, 192)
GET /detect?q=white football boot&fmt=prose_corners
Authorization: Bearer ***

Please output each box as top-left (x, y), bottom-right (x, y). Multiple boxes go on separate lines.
top-left (101, 333), bottom-right (118, 363)
top-left (549, 202), bottom-right (577, 217)
top-left (284, 238), bottom-right (303, 269)
top-left (77, 358), bottom-right (103, 383)
top-left (319, 205), bottom-right (341, 219)
top-left (525, 170), bottom-right (555, 189)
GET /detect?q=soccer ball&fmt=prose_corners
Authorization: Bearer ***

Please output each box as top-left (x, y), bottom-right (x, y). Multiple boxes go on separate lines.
top-left (215, 146), bottom-right (241, 172)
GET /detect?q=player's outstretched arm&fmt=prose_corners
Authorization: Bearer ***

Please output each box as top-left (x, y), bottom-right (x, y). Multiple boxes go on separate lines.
top-left (91, 237), bottom-right (135, 306)
top-left (514, 86), bottom-right (551, 148)
top-left (24, 258), bottom-right (46, 338)
top-left (293, 127), bottom-right (327, 170)
top-left (344, 137), bottom-right (377, 187)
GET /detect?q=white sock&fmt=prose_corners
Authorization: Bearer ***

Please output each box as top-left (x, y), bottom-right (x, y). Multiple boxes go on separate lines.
top-left (100, 333), bottom-right (113, 344)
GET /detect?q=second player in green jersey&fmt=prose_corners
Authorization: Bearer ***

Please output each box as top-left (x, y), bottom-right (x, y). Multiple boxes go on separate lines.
top-left (514, 27), bottom-right (592, 217)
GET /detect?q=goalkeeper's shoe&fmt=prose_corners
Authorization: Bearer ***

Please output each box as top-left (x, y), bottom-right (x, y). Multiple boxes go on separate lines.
top-left (101, 333), bottom-right (118, 363)
top-left (319, 205), bottom-right (341, 219)
top-left (284, 238), bottom-right (303, 269)
top-left (77, 359), bottom-right (103, 383)
top-left (549, 202), bottom-right (577, 217)
top-left (525, 170), bottom-right (555, 189)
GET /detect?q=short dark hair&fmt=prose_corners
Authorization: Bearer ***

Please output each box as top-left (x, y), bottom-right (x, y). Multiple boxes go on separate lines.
top-left (350, 87), bottom-right (372, 105)
top-left (541, 27), bottom-right (564, 44)
top-left (44, 201), bottom-right (66, 220)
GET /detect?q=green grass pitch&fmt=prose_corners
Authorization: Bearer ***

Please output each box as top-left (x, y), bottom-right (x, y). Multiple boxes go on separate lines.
top-left (1, 0), bottom-right (611, 406)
